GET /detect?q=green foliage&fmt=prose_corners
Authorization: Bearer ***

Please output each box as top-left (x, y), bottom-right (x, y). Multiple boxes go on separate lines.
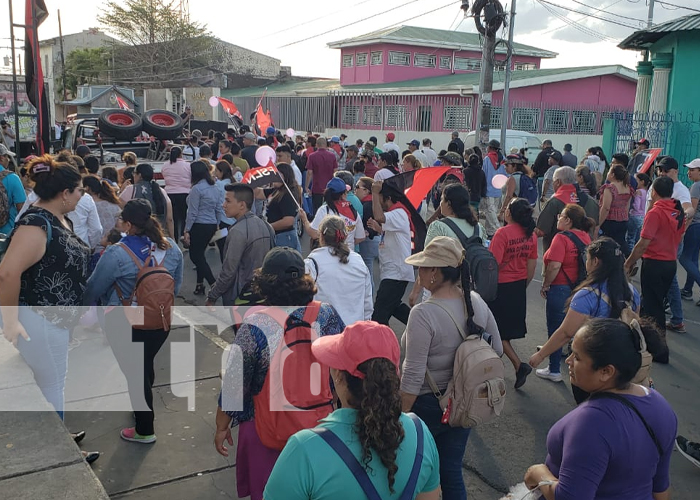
top-left (60, 48), bottom-right (109, 97)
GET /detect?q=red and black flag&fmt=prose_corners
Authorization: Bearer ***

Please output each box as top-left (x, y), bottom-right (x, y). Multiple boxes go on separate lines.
top-left (241, 161), bottom-right (283, 189)
top-left (24, 0), bottom-right (50, 155)
top-left (383, 167), bottom-right (451, 210)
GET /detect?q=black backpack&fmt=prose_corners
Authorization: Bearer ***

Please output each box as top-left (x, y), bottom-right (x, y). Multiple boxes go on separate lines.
top-left (441, 218), bottom-right (499, 302)
top-left (560, 230), bottom-right (588, 288)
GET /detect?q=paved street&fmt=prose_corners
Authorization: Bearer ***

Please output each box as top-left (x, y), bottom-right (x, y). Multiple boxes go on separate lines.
top-left (60, 236), bottom-right (700, 499)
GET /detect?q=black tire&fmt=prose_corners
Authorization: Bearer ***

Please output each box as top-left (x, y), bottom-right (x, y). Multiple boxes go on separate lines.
top-left (98, 110), bottom-right (142, 140)
top-left (142, 110), bottom-right (183, 140)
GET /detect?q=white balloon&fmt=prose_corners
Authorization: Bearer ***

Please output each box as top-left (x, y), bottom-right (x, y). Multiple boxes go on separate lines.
top-left (255, 145), bottom-right (276, 166)
top-left (208, 96), bottom-right (219, 107)
top-left (491, 174), bottom-right (508, 189)
top-left (286, 128), bottom-right (295, 138)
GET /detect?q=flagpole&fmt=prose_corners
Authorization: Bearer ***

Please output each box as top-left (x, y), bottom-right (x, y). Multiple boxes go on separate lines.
top-left (279, 176), bottom-right (301, 210)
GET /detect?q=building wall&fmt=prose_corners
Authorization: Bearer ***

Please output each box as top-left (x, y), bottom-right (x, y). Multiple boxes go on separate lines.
top-left (216, 41), bottom-right (281, 81)
top-left (340, 43), bottom-right (542, 85)
top-left (40, 30), bottom-right (115, 79)
top-left (664, 31), bottom-right (700, 114)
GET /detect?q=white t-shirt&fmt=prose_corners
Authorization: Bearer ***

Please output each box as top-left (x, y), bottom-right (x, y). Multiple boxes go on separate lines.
top-left (411, 149), bottom-right (429, 167)
top-left (374, 168), bottom-right (396, 181)
top-left (305, 247), bottom-right (373, 326)
top-left (645, 180), bottom-right (691, 213)
top-left (382, 142), bottom-right (401, 155)
top-left (311, 203), bottom-right (365, 248)
top-left (290, 160), bottom-right (302, 187)
top-left (379, 207), bottom-right (415, 282)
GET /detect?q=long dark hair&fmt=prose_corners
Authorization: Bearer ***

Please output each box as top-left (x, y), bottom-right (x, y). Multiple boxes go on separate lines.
top-left (508, 198), bottom-right (535, 237)
top-left (576, 165), bottom-right (597, 195)
top-left (135, 163), bottom-right (166, 216)
top-left (344, 358), bottom-right (404, 493)
top-left (442, 183), bottom-right (478, 227)
top-left (609, 164), bottom-right (630, 186)
top-left (568, 237), bottom-right (630, 318)
top-left (83, 175), bottom-right (120, 205)
top-left (439, 256), bottom-right (482, 335)
top-left (215, 160), bottom-right (235, 182)
top-left (121, 199), bottom-right (170, 250)
top-left (190, 161), bottom-right (215, 186)
top-left (579, 318), bottom-right (664, 389)
top-left (169, 146), bottom-right (182, 164)
top-left (323, 188), bottom-right (345, 215)
top-left (319, 215), bottom-right (350, 264)
top-left (274, 163), bottom-right (301, 204)
top-left (28, 154), bottom-right (82, 201)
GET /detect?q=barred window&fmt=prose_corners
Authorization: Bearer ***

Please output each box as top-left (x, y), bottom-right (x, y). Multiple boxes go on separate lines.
top-left (414, 53), bottom-right (436, 68)
top-left (454, 57), bottom-right (481, 71)
top-left (439, 56), bottom-right (452, 70)
top-left (342, 106), bottom-right (360, 125)
top-left (494, 60), bottom-right (507, 72)
top-left (385, 105), bottom-right (407, 128)
top-left (370, 51), bottom-right (383, 65)
top-left (363, 105), bottom-right (382, 126)
top-left (342, 55), bottom-right (354, 68)
top-left (356, 53), bottom-right (368, 66)
top-left (512, 107), bottom-right (540, 132)
top-left (514, 62), bottom-right (537, 71)
top-left (572, 111), bottom-right (596, 133)
top-left (388, 51), bottom-right (411, 66)
top-left (490, 106), bottom-right (503, 129)
top-left (444, 106), bottom-right (472, 130)
top-left (543, 109), bottom-right (569, 133)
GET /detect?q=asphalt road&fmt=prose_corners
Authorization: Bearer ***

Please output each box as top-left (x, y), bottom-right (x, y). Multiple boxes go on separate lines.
top-left (171, 234), bottom-right (700, 499)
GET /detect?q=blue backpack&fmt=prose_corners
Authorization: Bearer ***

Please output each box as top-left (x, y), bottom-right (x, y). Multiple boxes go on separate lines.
top-left (515, 172), bottom-right (538, 207)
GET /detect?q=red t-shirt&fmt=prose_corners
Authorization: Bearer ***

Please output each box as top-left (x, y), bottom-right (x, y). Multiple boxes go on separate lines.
top-left (489, 223), bottom-right (538, 283)
top-left (307, 149), bottom-right (338, 195)
top-left (641, 199), bottom-right (684, 261)
top-left (543, 229), bottom-right (592, 286)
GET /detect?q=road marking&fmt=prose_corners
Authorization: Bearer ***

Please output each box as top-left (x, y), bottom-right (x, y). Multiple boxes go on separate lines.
top-left (173, 309), bottom-right (229, 350)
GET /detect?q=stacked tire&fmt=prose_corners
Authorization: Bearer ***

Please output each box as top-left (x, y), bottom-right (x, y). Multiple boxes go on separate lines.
top-left (98, 109), bottom-right (184, 141)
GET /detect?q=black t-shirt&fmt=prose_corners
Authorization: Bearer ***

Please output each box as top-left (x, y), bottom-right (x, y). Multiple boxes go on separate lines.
top-left (14, 207), bottom-right (91, 327)
top-left (264, 189), bottom-right (297, 231)
top-left (533, 147), bottom-right (554, 177)
top-left (241, 145), bottom-right (259, 168)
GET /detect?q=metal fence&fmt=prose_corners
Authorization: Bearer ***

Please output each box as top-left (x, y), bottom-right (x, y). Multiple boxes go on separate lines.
top-left (232, 94), bottom-right (633, 135)
top-left (610, 111), bottom-right (700, 185)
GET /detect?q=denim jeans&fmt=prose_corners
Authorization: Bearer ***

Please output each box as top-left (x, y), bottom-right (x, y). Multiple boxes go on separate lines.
top-left (0, 307), bottom-right (69, 419)
top-left (274, 227), bottom-right (301, 253)
top-left (358, 237), bottom-right (379, 293)
top-left (680, 223), bottom-right (700, 293)
top-left (545, 284), bottom-right (572, 374)
top-left (666, 240), bottom-right (684, 325)
top-left (626, 215), bottom-right (644, 251)
top-left (412, 394), bottom-right (471, 500)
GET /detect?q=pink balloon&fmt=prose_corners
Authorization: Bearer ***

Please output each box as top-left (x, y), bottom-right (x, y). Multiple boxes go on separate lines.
top-left (208, 96), bottom-right (219, 107)
top-left (286, 128), bottom-right (295, 138)
top-left (255, 145), bottom-right (276, 166)
top-left (491, 174), bottom-right (508, 190)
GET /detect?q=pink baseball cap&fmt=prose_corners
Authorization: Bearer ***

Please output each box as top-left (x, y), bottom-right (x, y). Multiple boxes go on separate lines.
top-left (311, 321), bottom-right (400, 379)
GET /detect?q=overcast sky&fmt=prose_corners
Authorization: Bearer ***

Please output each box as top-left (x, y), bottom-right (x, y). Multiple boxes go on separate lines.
top-left (0, 0), bottom-right (696, 79)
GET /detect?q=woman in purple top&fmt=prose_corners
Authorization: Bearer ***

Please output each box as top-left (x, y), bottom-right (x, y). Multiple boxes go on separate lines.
top-left (524, 318), bottom-right (677, 500)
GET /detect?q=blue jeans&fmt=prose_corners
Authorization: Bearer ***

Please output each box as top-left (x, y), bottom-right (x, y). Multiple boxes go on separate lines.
top-left (626, 215), bottom-right (644, 251)
top-left (275, 227), bottom-right (301, 253)
top-left (358, 237), bottom-right (379, 293)
top-left (545, 284), bottom-right (572, 374)
top-left (666, 241), bottom-right (684, 325)
top-left (680, 223), bottom-right (700, 293)
top-left (412, 394), bottom-right (470, 500)
top-left (0, 307), bottom-right (69, 419)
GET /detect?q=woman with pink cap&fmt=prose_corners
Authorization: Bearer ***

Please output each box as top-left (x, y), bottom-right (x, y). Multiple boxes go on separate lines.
top-left (264, 321), bottom-right (441, 500)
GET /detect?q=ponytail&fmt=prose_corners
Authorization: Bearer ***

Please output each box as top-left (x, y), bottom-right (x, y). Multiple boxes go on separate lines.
top-left (507, 198), bottom-right (536, 238)
top-left (141, 217), bottom-right (170, 250)
top-left (344, 358), bottom-right (404, 493)
top-left (169, 147), bottom-right (182, 164)
top-left (318, 215), bottom-right (350, 264)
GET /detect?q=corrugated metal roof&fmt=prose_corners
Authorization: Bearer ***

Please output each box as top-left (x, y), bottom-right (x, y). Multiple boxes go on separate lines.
top-left (619, 14), bottom-right (700, 49)
top-left (61, 86), bottom-right (136, 106)
top-left (328, 25), bottom-right (557, 58)
top-left (221, 65), bottom-right (634, 98)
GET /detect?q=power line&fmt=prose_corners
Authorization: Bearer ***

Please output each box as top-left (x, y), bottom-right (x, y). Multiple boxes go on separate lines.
top-left (656, 1), bottom-right (700, 13)
top-left (278, 0), bottom-right (459, 48)
top-left (540, 0), bottom-right (624, 35)
top-left (537, 0), bottom-right (620, 41)
top-left (536, 0), bottom-right (641, 29)
top-left (565, 0), bottom-right (646, 22)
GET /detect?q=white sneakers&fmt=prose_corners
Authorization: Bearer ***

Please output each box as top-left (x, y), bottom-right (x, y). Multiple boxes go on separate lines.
top-left (536, 368), bottom-right (563, 383)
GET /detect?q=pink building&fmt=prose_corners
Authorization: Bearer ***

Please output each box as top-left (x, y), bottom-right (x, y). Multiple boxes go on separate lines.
top-left (223, 26), bottom-right (638, 136)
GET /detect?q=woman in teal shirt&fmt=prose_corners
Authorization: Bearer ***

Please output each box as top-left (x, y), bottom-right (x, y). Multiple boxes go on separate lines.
top-left (264, 321), bottom-right (440, 500)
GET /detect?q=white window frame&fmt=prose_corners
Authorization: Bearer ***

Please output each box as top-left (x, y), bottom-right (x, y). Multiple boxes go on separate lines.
top-left (443, 105), bottom-right (472, 131)
top-left (414, 53), bottom-right (436, 68)
top-left (439, 56), bottom-right (452, 70)
top-left (453, 57), bottom-right (481, 71)
top-left (543, 109), bottom-right (569, 133)
top-left (370, 51), bottom-right (383, 65)
top-left (514, 62), bottom-right (537, 71)
top-left (490, 106), bottom-right (503, 129)
top-left (342, 54), bottom-right (354, 68)
top-left (388, 51), bottom-right (411, 66)
top-left (512, 107), bottom-right (540, 132)
top-left (356, 53), bottom-right (368, 66)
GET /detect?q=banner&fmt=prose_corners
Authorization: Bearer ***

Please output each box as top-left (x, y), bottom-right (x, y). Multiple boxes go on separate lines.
top-left (383, 167), bottom-right (451, 210)
top-left (638, 148), bottom-right (663, 175)
top-left (241, 163), bottom-right (283, 189)
top-left (24, 0), bottom-right (50, 154)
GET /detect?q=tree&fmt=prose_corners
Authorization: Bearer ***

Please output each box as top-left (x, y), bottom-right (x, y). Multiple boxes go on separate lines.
top-left (98, 0), bottom-right (221, 89)
top-left (59, 48), bottom-right (109, 98)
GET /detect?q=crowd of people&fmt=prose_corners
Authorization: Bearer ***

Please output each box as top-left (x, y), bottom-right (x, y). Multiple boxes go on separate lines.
top-left (0, 125), bottom-right (698, 499)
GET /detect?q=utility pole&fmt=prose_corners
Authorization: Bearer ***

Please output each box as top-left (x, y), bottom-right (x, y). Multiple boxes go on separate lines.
top-left (472, 0), bottom-right (504, 152)
top-left (500, 0), bottom-right (516, 151)
top-left (58, 10), bottom-right (67, 110)
top-left (644, 0), bottom-right (654, 61)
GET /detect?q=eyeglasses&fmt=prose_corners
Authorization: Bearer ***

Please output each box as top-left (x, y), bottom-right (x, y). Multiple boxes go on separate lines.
top-left (355, 185), bottom-right (367, 190)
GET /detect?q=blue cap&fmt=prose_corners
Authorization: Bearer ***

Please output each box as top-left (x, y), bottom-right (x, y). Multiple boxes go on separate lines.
top-left (330, 136), bottom-right (341, 143)
top-left (407, 139), bottom-right (420, 147)
top-left (266, 126), bottom-right (276, 134)
top-left (326, 177), bottom-right (347, 194)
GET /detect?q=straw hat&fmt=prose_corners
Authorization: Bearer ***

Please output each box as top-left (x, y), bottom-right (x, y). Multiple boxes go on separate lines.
top-left (405, 236), bottom-right (465, 268)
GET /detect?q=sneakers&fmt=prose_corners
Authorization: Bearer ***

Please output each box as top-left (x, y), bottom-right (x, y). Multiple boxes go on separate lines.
top-left (681, 289), bottom-right (693, 301)
top-left (514, 363), bottom-right (532, 389)
top-left (666, 322), bottom-right (687, 333)
top-left (120, 427), bottom-right (156, 444)
top-left (536, 368), bottom-right (563, 383)
top-left (676, 436), bottom-right (700, 468)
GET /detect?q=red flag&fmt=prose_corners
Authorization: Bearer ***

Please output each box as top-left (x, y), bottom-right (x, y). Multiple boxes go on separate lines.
top-left (242, 161), bottom-right (283, 189)
top-left (115, 94), bottom-right (132, 111)
top-left (383, 167), bottom-right (451, 210)
top-left (217, 97), bottom-right (242, 120)
top-left (638, 148), bottom-right (663, 175)
top-left (25, 0), bottom-right (49, 154)
top-left (256, 104), bottom-right (272, 135)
